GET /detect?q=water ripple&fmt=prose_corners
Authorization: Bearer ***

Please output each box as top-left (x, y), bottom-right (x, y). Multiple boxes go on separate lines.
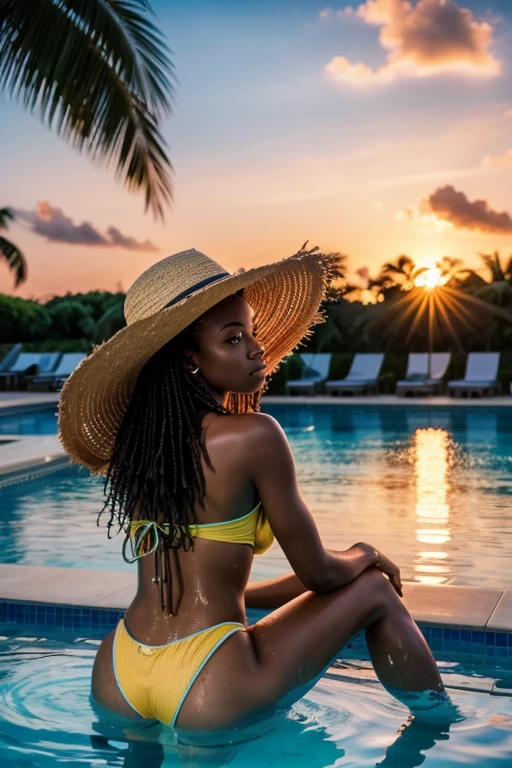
top-left (1, 637), bottom-right (512, 766)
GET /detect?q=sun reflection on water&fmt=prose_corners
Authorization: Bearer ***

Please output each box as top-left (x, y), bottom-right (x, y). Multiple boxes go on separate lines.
top-left (413, 428), bottom-right (452, 584)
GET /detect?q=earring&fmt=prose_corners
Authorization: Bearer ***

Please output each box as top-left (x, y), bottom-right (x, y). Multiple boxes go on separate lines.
top-left (191, 366), bottom-right (199, 375)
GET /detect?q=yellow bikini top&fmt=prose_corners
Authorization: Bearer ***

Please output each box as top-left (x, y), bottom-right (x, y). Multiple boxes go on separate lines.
top-left (124, 502), bottom-right (274, 563)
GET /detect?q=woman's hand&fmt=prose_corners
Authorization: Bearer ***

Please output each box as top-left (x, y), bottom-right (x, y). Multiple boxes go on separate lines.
top-left (354, 542), bottom-right (403, 598)
top-left (375, 550), bottom-right (403, 598)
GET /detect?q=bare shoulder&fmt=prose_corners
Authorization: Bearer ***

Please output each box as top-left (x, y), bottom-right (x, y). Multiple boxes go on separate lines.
top-left (205, 411), bottom-right (288, 465)
top-left (229, 411), bottom-right (285, 445)
top-left (234, 412), bottom-right (291, 473)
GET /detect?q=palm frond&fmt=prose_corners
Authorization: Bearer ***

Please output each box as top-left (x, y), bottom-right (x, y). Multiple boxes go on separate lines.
top-left (0, 0), bottom-right (174, 218)
top-left (0, 207), bottom-right (14, 229)
top-left (477, 251), bottom-right (506, 283)
top-left (0, 235), bottom-right (27, 286)
top-left (474, 281), bottom-right (512, 306)
top-left (380, 254), bottom-right (415, 279)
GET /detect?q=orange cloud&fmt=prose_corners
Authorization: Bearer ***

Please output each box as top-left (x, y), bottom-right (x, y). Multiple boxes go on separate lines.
top-left (324, 0), bottom-right (501, 86)
top-left (399, 185), bottom-right (512, 234)
top-left (481, 148), bottom-right (512, 168)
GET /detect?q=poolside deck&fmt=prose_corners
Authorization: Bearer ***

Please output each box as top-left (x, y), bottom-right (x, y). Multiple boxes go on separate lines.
top-left (1, 563), bottom-right (510, 631)
top-left (0, 394), bottom-right (62, 477)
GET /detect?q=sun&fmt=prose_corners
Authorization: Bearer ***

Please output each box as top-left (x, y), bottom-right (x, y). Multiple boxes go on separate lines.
top-left (414, 266), bottom-right (445, 290)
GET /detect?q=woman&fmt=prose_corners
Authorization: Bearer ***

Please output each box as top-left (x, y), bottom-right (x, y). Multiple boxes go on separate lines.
top-left (59, 246), bottom-right (445, 733)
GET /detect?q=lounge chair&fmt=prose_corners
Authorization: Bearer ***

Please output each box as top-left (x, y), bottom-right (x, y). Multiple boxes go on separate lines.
top-left (325, 353), bottom-right (384, 396)
top-left (448, 352), bottom-right (500, 398)
top-left (396, 353), bottom-right (451, 396)
top-left (24, 353), bottom-right (62, 387)
top-left (286, 353), bottom-right (332, 395)
top-left (0, 352), bottom-right (45, 389)
top-left (27, 352), bottom-right (87, 391)
top-left (0, 343), bottom-right (21, 372)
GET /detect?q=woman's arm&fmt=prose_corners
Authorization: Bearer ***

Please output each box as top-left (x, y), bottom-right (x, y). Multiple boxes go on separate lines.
top-left (245, 545), bottom-right (380, 608)
top-left (244, 413), bottom-right (380, 594)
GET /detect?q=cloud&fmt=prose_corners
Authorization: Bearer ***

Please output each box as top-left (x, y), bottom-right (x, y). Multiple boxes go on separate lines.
top-left (14, 201), bottom-right (159, 252)
top-left (399, 185), bottom-right (512, 234)
top-left (323, 0), bottom-right (501, 86)
top-left (481, 148), bottom-right (512, 168)
top-left (106, 227), bottom-right (159, 252)
top-left (321, 6), bottom-right (356, 18)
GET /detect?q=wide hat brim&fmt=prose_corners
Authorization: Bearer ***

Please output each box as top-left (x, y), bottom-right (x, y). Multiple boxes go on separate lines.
top-left (58, 249), bottom-right (335, 474)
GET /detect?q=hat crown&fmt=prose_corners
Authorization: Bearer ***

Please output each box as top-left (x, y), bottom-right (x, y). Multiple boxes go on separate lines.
top-left (124, 249), bottom-right (230, 324)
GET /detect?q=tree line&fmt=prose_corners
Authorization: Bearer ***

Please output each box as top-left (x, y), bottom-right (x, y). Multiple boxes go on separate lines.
top-left (1, 251), bottom-right (511, 355)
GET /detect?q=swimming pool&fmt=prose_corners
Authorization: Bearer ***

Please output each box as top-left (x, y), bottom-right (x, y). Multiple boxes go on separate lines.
top-left (1, 404), bottom-right (511, 587)
top-left (1, 403), bottom-right (512, 766)
top-left (0, 626), bottom-right (512, 767)
top-left (0, 405), bottom-right (57, 436)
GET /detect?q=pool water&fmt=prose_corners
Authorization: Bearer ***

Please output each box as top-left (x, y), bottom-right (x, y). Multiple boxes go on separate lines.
top-left (1, 404), bottom-right (512, 587)
top-left (0, 628), bottom-right (512, 767)
top-left (0, 406), bottom-right (57, 436)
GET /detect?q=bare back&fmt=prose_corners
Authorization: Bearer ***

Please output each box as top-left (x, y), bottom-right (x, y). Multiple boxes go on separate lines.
top-left (128, 411), bottom-right (267, 636)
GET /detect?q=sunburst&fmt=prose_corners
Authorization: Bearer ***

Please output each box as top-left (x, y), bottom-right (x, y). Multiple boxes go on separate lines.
top-left (366, 276), bottom-right (512, 355)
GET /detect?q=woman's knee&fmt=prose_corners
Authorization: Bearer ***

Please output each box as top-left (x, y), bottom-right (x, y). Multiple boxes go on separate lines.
top-left (353, 567), bottom-right (399, 613)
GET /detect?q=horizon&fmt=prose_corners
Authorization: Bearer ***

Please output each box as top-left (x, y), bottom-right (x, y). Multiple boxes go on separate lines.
top-left (1, 0), bottom-right (512, 299)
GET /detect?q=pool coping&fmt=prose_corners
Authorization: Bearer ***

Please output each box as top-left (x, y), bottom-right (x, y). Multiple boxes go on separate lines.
top-left (0, 398), bottom-right (66, 478)
top-left (1, 564), bottom-right (511, 634)
top-left (263, 395), bottom-right (512, 406)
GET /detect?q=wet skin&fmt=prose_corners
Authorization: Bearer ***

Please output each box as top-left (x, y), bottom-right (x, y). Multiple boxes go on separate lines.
top-left (92, 294), bottom-right (444, 730)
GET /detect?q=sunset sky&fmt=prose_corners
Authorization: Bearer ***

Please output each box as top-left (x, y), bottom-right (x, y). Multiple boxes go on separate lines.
top-left (1, 0), bottom-right (512, 298)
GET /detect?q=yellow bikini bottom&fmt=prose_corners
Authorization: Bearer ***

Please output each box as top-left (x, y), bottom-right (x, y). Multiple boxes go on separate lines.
top-left (113, 618), bottom-right (245, 726)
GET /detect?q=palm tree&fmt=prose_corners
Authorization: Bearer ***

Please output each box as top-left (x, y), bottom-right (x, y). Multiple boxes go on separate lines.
top-left (0, 208), bottom-right (26, 287)
top-left (379, 254), bottom-right (417, 288)
top-left (344, 266), bottom-right (388, 304)
top-left (0, 1), bottom-right (174, 221)
top-left (456, 252), bottom-right (512, 306)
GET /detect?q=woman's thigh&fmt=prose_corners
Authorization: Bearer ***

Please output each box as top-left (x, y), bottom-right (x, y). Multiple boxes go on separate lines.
top-left (178, 569), bottom-right (398, 729)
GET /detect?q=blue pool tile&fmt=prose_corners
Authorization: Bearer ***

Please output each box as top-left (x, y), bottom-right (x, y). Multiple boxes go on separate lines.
top-left (486, 633), bottom-right (496, 646)
top-left (444, 629), bottom-right (460, 641)
top-left (430, 639), bottom-right (443, 651)
top-left (461, 630), bottom-right (471, 642)
top-left (472, 631), bottom-right (485, 644)
top-left (486, 647), bottom-right (496, 657)
top-left (508, 635), bottom-right (512, 647)
top-left (495, 633), bottom-right (508, 648)
top-left (431, 628), bottom-right (443, 639)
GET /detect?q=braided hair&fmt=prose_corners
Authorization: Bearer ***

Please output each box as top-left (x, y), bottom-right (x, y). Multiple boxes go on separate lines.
top-left (99, 297), bottom-right (264, 611)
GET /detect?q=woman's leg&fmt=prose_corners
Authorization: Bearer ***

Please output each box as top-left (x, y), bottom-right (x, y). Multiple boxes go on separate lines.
top-left (179, 568), bottom-right (444, 730)
top-left (248, 568), bottom-right (443, 701)
top-left (245, 571), bottom-right (309, 608)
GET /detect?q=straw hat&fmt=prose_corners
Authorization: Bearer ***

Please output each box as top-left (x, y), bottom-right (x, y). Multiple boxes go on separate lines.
top-left (58, 246), bottom-right (337, 474)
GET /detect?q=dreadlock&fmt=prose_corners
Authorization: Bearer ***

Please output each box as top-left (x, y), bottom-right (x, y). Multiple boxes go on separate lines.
top-left (99, 303), bottom-right (264, 612)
